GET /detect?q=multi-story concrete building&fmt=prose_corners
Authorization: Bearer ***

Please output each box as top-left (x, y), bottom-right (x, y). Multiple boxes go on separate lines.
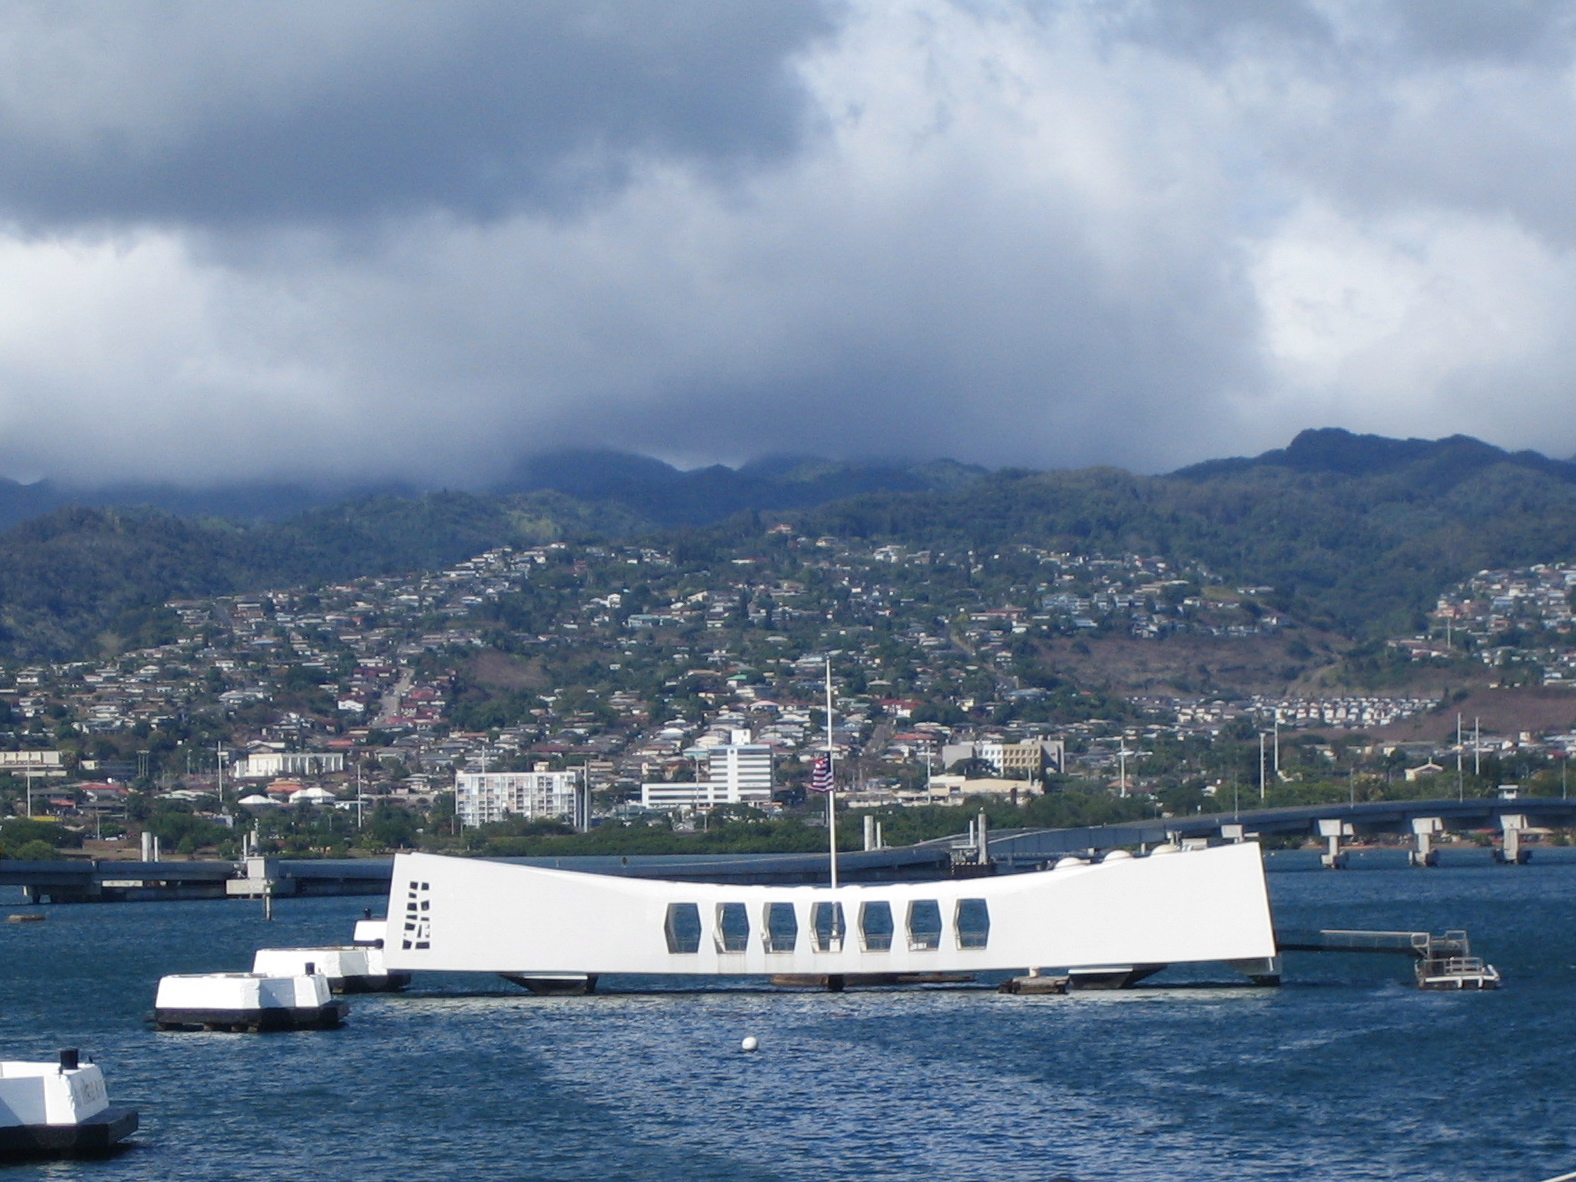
top-left (940, 740), bottom-right (1064, 780)
top-left (641, 731), bottom-right (773, 810)
top-left (705, 731), bottom-right (773, 802)
top-left (456, 764), bottom-right (586, 828)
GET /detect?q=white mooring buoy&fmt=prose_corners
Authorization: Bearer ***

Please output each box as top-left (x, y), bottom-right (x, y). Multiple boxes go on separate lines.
top-left (741, 1036), bottom-right (759, 1052)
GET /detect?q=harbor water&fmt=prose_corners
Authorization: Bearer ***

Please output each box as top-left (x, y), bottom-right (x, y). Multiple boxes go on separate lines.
top-left (2, 846), bottom-right (1574, 1181)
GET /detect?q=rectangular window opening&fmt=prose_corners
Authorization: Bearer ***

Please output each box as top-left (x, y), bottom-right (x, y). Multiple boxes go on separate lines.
top-left (955, 898), bottom-right (990, 949)
top-left (763, 902), bottom-right (798, 953)
top-left (859, 901), bottom-right (894, 953)
top-left (664, 903), bottom-right (702, 954)
top-left (715, 903), bottom-right (750, 954)
top-left (907, 899), bottom-right (942, 951)
top-left (811, 901), bottom-right (845, 953)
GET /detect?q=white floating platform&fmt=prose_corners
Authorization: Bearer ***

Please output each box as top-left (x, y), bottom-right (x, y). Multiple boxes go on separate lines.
top-left (251, 947), bottom-right (410, 994)
top-left (0, 1050), bottom-right (137, 1159)
top-left (382, 841), bottom-right (1278, 985)
top-left (152, 972), bottom-right (348, 1032)
top-left (1417, 961), bottom-right (1501, 990)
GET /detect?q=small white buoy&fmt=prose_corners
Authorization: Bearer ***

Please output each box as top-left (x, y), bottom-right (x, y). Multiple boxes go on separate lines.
top-left (741, 1036), bottom-right (759, 1052)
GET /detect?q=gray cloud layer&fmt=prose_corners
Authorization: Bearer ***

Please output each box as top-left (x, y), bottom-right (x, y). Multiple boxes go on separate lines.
top-left (0, 0), bottom-right (1574, 486)
top-left (0, 1), bottom-right (828, 226)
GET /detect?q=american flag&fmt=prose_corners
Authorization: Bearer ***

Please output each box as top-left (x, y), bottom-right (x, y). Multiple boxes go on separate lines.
top-left (809, 754), bottom-right (834, 794)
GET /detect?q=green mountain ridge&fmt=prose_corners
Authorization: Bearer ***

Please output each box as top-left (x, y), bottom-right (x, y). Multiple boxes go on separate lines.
top-left (0, 428), bottom-right (1572, 662)
top-left (766, 428), bottom-right (1576, 638)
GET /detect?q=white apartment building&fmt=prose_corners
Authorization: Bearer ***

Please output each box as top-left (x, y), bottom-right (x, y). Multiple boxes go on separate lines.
top-left (234, 752), bottom-right (345, 779)
top-left (457, 764), bottom-right (585, 827)
top-left (641, 730), bottom-right (773, 810)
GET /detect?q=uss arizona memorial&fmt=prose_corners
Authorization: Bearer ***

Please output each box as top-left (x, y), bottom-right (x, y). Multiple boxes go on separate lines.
top-left (381, 841), bottom-right (1281, 988)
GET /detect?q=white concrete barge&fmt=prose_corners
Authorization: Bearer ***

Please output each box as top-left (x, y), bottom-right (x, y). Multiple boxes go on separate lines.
top-left (250, 946), bottom-right (410, 994)
top-left (152, 971), bottom-right (349, 1032)
top-left (0, 1050), bottom-right (138, 1159)
top-left (353, 917), bottom-right (388, 945)
top-left (381, 841), bottom-right (1280, 988)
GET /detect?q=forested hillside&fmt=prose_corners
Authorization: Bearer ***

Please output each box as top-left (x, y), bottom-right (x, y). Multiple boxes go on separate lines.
top-left (794, 429), bottom-right (1576, 639)
top-left (1, 428), bottom-right (1573, 661)
top-left (0, 491), bottom-right (642, 660)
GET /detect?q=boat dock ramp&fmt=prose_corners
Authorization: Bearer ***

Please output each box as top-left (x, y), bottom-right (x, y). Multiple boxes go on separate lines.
top-left (1276, 928), bottom-right (1501, 989)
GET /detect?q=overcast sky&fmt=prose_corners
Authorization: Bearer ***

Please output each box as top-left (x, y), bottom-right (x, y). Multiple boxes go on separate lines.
top-left (2, 0), bottom-right (1575, 487)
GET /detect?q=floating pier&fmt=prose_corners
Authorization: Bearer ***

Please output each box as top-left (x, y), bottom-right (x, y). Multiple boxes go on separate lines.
top-left (1277, 929), bottom-right (1500, 989)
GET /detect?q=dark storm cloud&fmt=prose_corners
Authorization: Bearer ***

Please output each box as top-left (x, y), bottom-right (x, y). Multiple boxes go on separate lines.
top-left (3, 0), bottom-right (1576, 488)
top-left (552, 181), bottom-right (1265, 474)
top-left (0, 0), bottom-right (832, 227)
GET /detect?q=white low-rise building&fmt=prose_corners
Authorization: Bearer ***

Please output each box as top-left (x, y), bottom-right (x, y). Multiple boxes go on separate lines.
top-left (0, 750), bottom-right (66, 778)
top-left (234, 752), bottom-right (345, 779)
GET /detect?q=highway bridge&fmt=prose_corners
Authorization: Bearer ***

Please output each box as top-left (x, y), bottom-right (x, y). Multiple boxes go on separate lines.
top-left (971, 795), bottom-right (1576, 870)
top-left (0, 857), bottom-right (393, 904)
top-left (1, 795), bottom-right (1569, 902)
top-left (0, 845), bottom-right (956, 903)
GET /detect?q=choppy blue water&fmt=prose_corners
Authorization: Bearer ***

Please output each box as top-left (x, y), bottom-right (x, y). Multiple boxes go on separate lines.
top-left (2, 848), bottom-right (1574, 1181)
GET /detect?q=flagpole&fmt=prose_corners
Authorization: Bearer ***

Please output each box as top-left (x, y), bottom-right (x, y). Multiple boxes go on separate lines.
top-left (825, 658), bottom-right (838, 891)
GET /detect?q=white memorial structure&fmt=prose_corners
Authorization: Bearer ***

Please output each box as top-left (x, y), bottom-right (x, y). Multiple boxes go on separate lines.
top-left (380, 841), bottom-right (1279, 989)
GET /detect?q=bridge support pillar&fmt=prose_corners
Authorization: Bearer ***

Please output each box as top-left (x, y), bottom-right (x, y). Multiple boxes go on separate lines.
top-left (1409, 817), bottom-right (1442, 867)
top-left (1317, 819), bottom-right (1351, 869)
top-left (1494, 814), bottom-right (1530, 865)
